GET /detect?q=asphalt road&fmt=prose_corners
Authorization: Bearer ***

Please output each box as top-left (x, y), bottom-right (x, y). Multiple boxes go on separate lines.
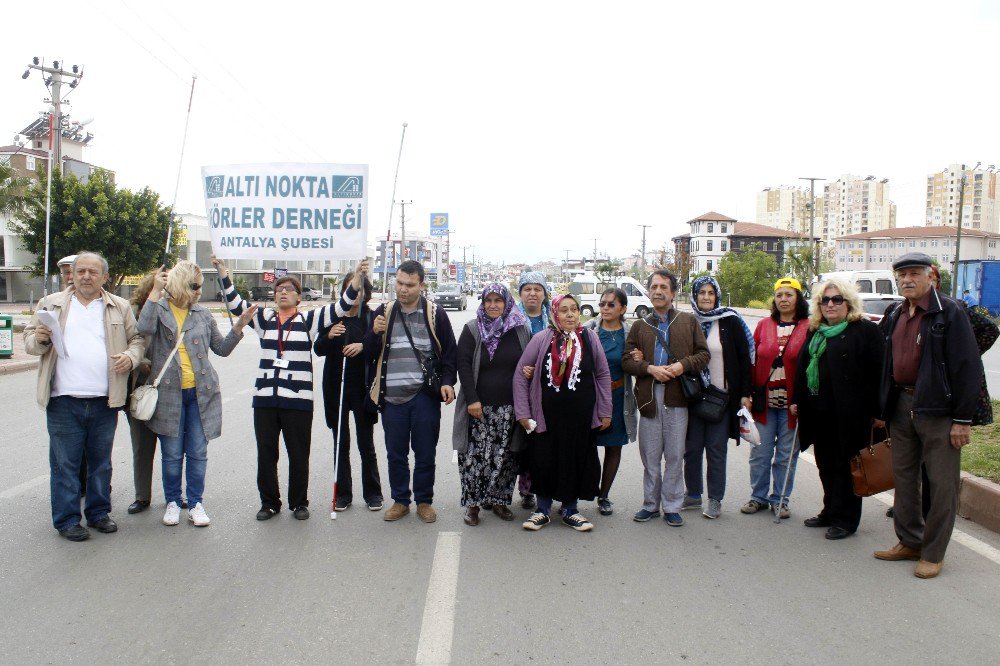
top-left (1, 307), bottom-right (998, 664)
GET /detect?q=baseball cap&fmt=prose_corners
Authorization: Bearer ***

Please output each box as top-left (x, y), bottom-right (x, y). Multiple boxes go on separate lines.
top-left (773, 277), bottom-right (802, 292)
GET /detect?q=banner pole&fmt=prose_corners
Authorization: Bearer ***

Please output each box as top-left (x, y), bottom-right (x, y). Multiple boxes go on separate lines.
top-left (164, 75), bottom-right (198, 266)
top-left (382, 122), bottom-right (407, 301)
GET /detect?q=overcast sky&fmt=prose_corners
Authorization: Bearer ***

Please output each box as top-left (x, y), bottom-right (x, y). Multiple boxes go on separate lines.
top-left (5, 0), bottom-right (999, 264)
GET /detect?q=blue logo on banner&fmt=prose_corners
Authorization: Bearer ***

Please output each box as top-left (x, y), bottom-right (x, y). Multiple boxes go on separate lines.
top-left (332, 176), bottom-right (363, 198)
top-left (430, 213), bottom-right (449, 236)
top-left (205, 176), bottom-right (224, 198)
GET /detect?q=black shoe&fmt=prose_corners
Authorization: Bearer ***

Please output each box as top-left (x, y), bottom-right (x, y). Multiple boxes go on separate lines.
top-left (597, 497), bottom-right (614, 516)
top-left (127, 500), bottom-right (150, 515)
top-left (256, 507), bottom-right (278, 521)
top-left (804, 515), bottom-right (831, 528)
top-left (59, 524), bottom-right (90, 541)
top-left (520, 494), bottom-right (536, 510)
top-left (825, 526), bottom-right (853, 540)
top-left (366, 498), bottom-right (384, 511)
top-left (334, 498), bottom-right (352, 512)
top-left (293, 506), bottom-right (310, 520)
top-left (87, 516), bottom-right (118, 534)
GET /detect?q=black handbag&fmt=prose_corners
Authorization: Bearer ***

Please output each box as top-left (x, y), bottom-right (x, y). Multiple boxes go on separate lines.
top-left (691, 384), bottom-right (729, 423)
top-left (399, 311), bottom-right (443, 398)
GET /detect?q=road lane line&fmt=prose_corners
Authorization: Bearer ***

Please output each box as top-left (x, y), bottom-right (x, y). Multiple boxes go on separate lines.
top-left (0, 475), bottom-right (49, 499)
top-left (415, 531), bottom-right (461, 665)
top-left (797, 451), bottom-right (1000, 565)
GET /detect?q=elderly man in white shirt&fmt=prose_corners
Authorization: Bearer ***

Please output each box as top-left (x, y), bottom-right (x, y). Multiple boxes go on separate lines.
top-left (24, 252), bottom-right (145, 542)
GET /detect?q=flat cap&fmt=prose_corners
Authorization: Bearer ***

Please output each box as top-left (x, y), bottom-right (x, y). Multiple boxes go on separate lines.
top-left (892, 252), bottom-right (933, 271)
top-left (57, 254), bottom-right (77, 266)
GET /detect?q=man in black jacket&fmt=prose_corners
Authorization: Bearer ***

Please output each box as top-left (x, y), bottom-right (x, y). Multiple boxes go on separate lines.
top-left (874, 253), bottom-right (984, 579)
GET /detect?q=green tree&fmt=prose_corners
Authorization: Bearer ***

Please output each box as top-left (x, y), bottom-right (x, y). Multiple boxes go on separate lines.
top-left (11, 167), bottom-right (176, 288)
top-left (0, 162), bottom-right (30, 216)
top-left (595, 260), bottom-right (622, 284)
top-left (715, 244), bottom-right (781, 307)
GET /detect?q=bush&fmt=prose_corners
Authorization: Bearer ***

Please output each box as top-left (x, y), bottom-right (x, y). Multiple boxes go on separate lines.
top-left (747, 299), bottom-right (770, 310)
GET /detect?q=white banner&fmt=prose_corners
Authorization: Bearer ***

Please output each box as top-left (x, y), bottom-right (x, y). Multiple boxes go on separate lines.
top-left (201, 163), bottom-right (368, 260)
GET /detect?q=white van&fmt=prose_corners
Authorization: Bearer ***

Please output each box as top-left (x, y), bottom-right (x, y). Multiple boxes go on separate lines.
top-left (568, 274), bottom-right (655, 318)
top-left (816, 270), bottom-right (897, 296)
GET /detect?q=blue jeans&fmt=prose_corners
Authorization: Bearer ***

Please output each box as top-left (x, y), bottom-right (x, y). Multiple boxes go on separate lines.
top-left (158, 388), bottom-right (209, 506)
top-left (382, 390), bottom-right (441, 505)
top-left (46, 396), bottom-right (118, 531)
top-left (748, 407), bottom-right (799, 506)
top-left (537, 496), bottom-right (577, 517)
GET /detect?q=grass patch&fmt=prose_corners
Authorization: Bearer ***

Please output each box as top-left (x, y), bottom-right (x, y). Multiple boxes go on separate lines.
top-left (965, 400), bottom-right (1000, 484)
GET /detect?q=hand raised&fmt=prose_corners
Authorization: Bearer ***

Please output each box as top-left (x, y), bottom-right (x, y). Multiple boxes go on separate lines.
top-left (373, 314), bottom-right (387, 334)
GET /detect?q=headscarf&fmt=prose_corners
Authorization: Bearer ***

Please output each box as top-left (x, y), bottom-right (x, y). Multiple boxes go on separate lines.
top-left (690, 276), bottom-right (756, 364)
top-left (516, 271), bottom-right (550, 324)
top-left (806, 320), bottom-right (849, 394)
top-left (476, 282), bottom-right (528, 359)
top-left (546, 294), bottom-right (583, 391)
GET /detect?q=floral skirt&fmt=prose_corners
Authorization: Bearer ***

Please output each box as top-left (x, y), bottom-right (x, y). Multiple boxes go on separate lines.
top-left (458, 404), bottom-right (519, 507)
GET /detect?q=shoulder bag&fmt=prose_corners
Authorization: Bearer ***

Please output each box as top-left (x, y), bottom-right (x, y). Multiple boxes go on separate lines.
top-left (129, 331), bottom-right (185, 421)
top-left (649, 314), bottom-right (728, 422)
top-left (850, 427), bottom-right (894, 497)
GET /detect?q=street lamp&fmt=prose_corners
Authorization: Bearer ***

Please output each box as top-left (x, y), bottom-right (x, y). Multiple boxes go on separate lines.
top-left (952, 161), bottom-right (981, 298)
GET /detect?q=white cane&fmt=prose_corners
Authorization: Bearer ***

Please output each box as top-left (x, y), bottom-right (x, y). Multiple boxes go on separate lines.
top-left (773, 420), bottom-right (801, 524)
top-left (330, 353), bottom-right (348, 520)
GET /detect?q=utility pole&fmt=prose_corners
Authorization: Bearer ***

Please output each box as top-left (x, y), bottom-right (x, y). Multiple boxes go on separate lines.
top-left (799, 177), bottom-right (825, 279)
top-left (563, 249), bottom-right (571, 282)
top-left (953, 162), bottom-right (980, 298)
top-left (638, 224), bottom-right (651, 270)
top-left (399, 200), bottom-right (412, 263)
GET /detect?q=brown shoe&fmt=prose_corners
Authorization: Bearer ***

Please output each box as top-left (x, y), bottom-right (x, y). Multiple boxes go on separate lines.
top-left (463, 506), bottom-right (480, 526)
top-left (491, 505), bottom-right (514, 521)
top-left (383, 502), bottom-right (410, 521)
top-left (416, 503), bottom-right (437, 523)
top-left (873, 542), bottom-right (922, 561)
top-left (914, 560), bottom-right (943, 579)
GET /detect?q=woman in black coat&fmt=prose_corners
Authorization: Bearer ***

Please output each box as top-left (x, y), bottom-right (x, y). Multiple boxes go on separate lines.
top-left (315, 274), bottom-right (383, 512)
top-left (791, 279), bottom-right (884, 540)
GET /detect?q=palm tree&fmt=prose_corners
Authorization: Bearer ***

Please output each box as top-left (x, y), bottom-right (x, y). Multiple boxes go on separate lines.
top-left (0, 162), bottom-right (31, 217)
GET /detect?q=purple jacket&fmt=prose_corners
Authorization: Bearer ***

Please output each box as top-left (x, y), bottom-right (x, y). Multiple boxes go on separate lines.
top-left (513, 327), bottom-right (612, 433)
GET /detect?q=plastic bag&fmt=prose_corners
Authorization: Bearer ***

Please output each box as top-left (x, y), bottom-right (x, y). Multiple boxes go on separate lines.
top-left (738, 407), bottom-right (760, 446)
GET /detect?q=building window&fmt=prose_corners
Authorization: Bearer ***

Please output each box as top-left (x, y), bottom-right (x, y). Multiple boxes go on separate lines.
top-left (707, 241), bottom-right (713, 252)
top-left (721, 240), bottom-right (728, 252)
top-left (708, 223), bottom-right (714, 233)
top-left (707, 260), bottom-right (713, 272)
top-left (695, 240), bottom-right (699, 251)
top-left (910, 240), bottom-right (916, 247)
top-left (721, 223), bottom-right (727, 233)
top-left (920, 241), bottom-right (927, 247)
top-left (26, 155), bottom-right (36, 170)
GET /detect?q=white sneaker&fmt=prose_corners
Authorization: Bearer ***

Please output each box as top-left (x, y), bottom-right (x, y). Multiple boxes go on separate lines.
top-left (188, 502), bottom-right (211, 527)
top-left (163, 502), bottom-right (181, 526)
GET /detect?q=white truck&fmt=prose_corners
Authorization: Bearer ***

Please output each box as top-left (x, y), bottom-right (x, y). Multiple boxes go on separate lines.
top-left (816, 270), bottom-right (898, 296)
top-left (567, 273), bottom-right (655, 318)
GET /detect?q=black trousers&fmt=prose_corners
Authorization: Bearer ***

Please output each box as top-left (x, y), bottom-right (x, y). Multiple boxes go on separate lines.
top-left (813, 420), bottom-right (862, 532)
top-left (335, 389), bottom-right (382, 503)
top-left (253, 407), bottom-right (313, 511)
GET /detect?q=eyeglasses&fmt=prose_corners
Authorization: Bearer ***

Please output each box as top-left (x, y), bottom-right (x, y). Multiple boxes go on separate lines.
top-left (275, 286), bottom-right (298, 294)
top-left (189, 283), bottom-right (203, 291)
top-left (820, 295), bottom-right (845, 305)
top-left (599, 301), bottom-right (618, 308)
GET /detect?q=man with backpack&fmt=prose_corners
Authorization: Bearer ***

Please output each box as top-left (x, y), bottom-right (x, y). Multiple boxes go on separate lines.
top-left (365, 260), bottom-right (458, 523)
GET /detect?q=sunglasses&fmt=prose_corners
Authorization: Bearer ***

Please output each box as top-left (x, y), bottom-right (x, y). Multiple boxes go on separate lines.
top-left (599, 301), bottom-right (619, 308)
top-left (189, 283), bottom-right (203, 291)
top-left (275, 286), bottom-right (298, 294)
top-left (820, 295), bottom-right (845, 305)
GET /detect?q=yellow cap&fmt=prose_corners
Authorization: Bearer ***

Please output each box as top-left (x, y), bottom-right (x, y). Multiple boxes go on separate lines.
top-left (773, 277), bottom-right (802, 292)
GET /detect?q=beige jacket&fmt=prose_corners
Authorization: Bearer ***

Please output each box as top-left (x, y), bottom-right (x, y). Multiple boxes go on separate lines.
top-left (24, 288), bottom-right (146, 409)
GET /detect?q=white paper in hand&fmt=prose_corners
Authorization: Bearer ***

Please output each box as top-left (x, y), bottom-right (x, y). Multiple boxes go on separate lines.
top-left (36, 310), bottom-right (68, 359)
top-left (525, 419), bottom-right (537, 434)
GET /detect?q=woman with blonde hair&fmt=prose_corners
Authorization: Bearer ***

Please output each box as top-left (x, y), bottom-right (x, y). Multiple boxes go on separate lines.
top-left (790, 279), bottom-right (883, 539)
top-left (137, 261), bottom-right (257, 527)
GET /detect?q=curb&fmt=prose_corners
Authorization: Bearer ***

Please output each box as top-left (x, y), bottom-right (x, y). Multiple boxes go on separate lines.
top-left (959, 471), bottom-right (1000, 534)
top-left (0, 359), bottom-right (39, 376)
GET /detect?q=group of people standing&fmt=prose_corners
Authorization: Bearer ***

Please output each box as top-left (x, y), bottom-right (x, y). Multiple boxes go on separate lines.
top-left (25, 251), bottom-right (991, 579)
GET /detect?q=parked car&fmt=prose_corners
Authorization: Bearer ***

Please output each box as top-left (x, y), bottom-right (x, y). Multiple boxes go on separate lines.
top-left (433, 282), bottom-right (468, 310)
top-left (858, 293), bottom-right (903, 323)
top-left (249, 286), bottom-right (274, 301)
top-left (302, 287), bottom-right (324, 301)
top-left (568, 273), bottom-right (655, 318)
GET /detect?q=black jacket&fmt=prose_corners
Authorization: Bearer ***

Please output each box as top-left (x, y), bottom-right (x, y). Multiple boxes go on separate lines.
top-left (708, 316), bottom-right (753, 440)
top-left (793, 319), bottom-right (883, 453)
top-left (879, 289), bottom-right (984, 424)
top-left (314, 308), bottom-right (378, 429)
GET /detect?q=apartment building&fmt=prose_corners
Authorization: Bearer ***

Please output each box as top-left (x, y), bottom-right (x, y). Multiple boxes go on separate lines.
top-left (822, 175), bottom-right (896, 246)
top-left (834, 226), bottom-right (1000, 271)
top-left (925, 163), bottom-right (1000, 233)
top-left (756, 186), bottom-right (825, 237)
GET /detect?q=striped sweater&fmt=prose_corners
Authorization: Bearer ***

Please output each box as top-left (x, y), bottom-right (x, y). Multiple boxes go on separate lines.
top-left (222, 276), bottom-right (358, 411)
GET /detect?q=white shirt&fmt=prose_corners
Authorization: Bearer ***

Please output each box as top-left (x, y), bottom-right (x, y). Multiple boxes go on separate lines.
top-left (52, 296), bottom-right (109, 398)
top-left (706, 323), bottom-right (726, 390)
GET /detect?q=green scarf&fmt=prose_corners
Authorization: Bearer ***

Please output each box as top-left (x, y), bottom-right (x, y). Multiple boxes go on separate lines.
top-left (806, 320), bottom-right (849, 395)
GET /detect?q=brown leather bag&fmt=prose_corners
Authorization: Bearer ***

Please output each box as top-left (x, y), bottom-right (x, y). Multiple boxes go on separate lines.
top-left (850, 428), bottom-right (894, 497)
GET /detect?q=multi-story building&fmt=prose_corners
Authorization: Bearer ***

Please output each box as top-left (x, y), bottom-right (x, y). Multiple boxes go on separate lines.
top-left (834, 226), bottom-right (1000, 272)
top-left (672, 212), bottom-right (814, 277)
top-left (756, 186), bottom-right (825, 237)
top-left (925, 163), bottom-right (1000, 233)
top-left (375, 235), bottom-right (446, 284)
top-left (822, 175), bottom-right (896, 246)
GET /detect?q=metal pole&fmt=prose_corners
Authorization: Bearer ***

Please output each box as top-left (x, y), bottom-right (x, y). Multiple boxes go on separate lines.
top-left (382, 123), bottom-right (407, 301)
top-left (42, 112), bottom-right (54, 298)
top-left (953, 162), bottom-right (979, 298)
top-left (799, 177), bottom-right (825, 279)
top-left (638, 224), bottom-right (651, 271)
top-left (164, 75), bottom-right (197, 264)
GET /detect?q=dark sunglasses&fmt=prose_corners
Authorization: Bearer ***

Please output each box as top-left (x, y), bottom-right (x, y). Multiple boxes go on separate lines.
top-left (820, 295), bottom-right (845, 305)
top-left (190, 283), bottom-right (203, 290)
top-left (599, 301), bottom-right (619, 308)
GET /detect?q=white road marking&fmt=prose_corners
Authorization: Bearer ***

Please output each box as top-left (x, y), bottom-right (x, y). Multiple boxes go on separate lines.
top-left (796, 450), bottom-right (1000, 565)
top-left (415, 531), bottom-right (462, 665)
top-left (0, 475), bottom-right (49, 499)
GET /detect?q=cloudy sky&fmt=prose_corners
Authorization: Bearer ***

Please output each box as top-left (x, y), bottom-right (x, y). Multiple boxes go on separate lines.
top-left (4, 0), bottom-right (999, 264)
